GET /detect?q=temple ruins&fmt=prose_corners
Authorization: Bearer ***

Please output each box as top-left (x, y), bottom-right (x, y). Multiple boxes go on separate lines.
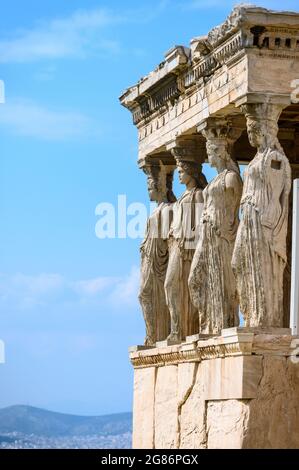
top-left (120, 5), bottom-right (299, 449)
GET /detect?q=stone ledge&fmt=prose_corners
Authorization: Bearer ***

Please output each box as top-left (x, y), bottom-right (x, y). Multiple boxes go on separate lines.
top-left (132, 351), bottom-right (299, 448)
top-left (130, 328), bottom-right (297, 369)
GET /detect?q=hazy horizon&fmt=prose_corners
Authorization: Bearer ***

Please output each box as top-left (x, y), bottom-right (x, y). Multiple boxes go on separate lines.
top-left (0, 0), bottom-right (296, 416)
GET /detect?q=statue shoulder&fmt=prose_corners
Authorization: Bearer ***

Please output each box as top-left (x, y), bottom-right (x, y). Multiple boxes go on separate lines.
top-left (265, 148), bottom-right (286, 165)
top-left (194, 188), bottom-right (204, 203)
top-left (225, 170), bottom-right (242, 192)
top-left (264, 148), bottom-right (291, 179)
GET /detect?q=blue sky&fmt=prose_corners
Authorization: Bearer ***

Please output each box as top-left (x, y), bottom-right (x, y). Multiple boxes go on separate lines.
top-left (0, 0), bottom-right (297, 416)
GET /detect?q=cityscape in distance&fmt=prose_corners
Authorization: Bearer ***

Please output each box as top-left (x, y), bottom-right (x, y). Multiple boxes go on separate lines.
top-left (0, 405), bottom-right (132, 449)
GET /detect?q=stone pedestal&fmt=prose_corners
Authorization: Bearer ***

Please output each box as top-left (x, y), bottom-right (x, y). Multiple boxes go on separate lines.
top-left (129, 328), bottom-right (299, 449)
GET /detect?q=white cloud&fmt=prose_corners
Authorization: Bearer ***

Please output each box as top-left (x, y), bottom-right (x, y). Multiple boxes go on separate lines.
top-left (0, 273), bottom-right (66, 309)
top-left (74, 277), bottom-right (117, 296)
top-left (181, 0), bottom-right (233, 9)
top-left (12, 273), bottom-right (65, 294)
top-left (0, 268), bottom-right (139, 311)
top-left (0, 8), bottom-right (124, 63)
top-left (4, 330), bottom-right (99, 357)
top-left (0, 98), bottom-right (98, 141)
top-left (0, 2), bottom-right (169, 64)
top-left (110, 266), bottom-right (140, 307)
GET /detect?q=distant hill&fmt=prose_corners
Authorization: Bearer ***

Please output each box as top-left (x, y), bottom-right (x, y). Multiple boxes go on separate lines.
top-left (0, 405), bottom-right (132, 437)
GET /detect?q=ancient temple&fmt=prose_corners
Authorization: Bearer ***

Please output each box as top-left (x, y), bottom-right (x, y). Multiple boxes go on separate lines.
top-left (0, 80), bottom-right (4, 367)
top-left (120, 5), bottom-right (299, 449)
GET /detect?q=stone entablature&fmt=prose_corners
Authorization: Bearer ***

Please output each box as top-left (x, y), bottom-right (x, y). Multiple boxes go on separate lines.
top-left (129, 328), bottom-right (296, 368)
top-left (120, 5), bottom-right (299, 165)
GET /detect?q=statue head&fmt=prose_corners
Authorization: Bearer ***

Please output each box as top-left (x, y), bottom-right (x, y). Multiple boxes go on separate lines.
top-left (146, 161), bottom-right (175, 203)
top-left (246, 118), bottom-right (279, 149)
top-left (206, 137), bottom-right (239, 174)
top-left (206, 138), bottom-right (228, 169)
top-left (242, 103), bottom-right (282, 151)
top-left (147, 169), bottom-right (164, 202)
top-left (177, 160), bottom-right (207, 189)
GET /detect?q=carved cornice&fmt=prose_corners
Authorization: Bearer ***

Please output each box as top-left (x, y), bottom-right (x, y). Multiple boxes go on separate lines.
top-left (198, 118), bottom-right (244, 156)
top-left (120, 6), bottom-right (299, 128)
top-left (129, 329), bottom-right (295, 369)
top-left (130, 342), bottom-right (253, 369)
top-left (198, 117), bottom-right (231, 141)
top-left (132, 75), bottom-right (181, 125)
top-left (241, 102), bottom-right (285, 123)
top-left (166, 135), bottom-right (206, 164)
top-left (140, 152), bottom-right (176, 172)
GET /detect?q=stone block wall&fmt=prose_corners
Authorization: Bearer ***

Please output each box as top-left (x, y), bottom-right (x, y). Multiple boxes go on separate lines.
top-left (130, 329), bottom-right (299, 449)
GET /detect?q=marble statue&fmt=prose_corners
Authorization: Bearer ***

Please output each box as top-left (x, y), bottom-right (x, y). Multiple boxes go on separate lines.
top-left (165, 159), bottom-right (207, 342)
top-left (189, 127), bottom-right (243, 334)
top-left (232, 104), bottom-right (291, 327)
top-left (139, 162), bottom-right (176, 345)
top-left (121, 5), bottom-right (299, 451)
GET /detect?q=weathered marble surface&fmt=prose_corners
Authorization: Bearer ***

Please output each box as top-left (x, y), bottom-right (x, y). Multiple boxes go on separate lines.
top-left (120, 6), bottom-right (299, 165)
top-left (131, 329), bottom-right (299, 449)
top-left (123, 4), bottom-right (299, 451)
top-left (139, 163), bottom-right (175, 345)
top-left (132, 367), bottom-right (155, 449)
top-left (189, 120), bottom-right (242, 334)
top-left (165, 155), bottom-right (207, 342)
top-left (232, 104), bottom-right (292, 327)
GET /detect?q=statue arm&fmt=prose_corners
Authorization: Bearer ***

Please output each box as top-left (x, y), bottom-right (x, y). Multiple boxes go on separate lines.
top-left (271, 157), bottom-right (291, 260)
top-left (140, 219), bottom-right (150, 251)
top-left (260, 150), bottom-right (288, 231)
top-left (194, 189), bottom-right (204, 227)
top-left (188, 249), bottom-right (201, 309)
top-left (161, 204), bottom-right (173, 240)
top-left (222, 171), bottom-right (243, 241)
top-left (225, 171), bottom-right (242, 198)
top-left (193, 190), bottom-right (204, 246)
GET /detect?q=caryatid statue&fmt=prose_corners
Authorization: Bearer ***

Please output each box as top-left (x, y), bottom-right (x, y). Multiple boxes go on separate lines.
top-left (164, 138), bottom-right (207, 342)
top-left (188, 120), bottom-right (243, 334)
top-left (232, 103), bottom-right (291, 328)
top-left (139, 160), bottom-right (176, 346)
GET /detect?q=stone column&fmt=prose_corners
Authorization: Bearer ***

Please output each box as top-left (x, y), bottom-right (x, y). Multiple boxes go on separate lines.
top-left (232, 102), bottom-right (292, 328)
top-left (163, 137), bottom-right (207, 343)
top-left (138, 157), bottom-right (176, 345)
top-left (189, 118), bottom-right (243, 334)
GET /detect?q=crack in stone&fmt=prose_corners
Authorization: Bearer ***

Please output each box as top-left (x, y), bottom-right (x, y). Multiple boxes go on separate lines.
top-left (202, 399), bottom-right (208, 449)
top-left (153, 366), bottom-right (158, 449)
top-left (176, 362), bottom-right (199, 449)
